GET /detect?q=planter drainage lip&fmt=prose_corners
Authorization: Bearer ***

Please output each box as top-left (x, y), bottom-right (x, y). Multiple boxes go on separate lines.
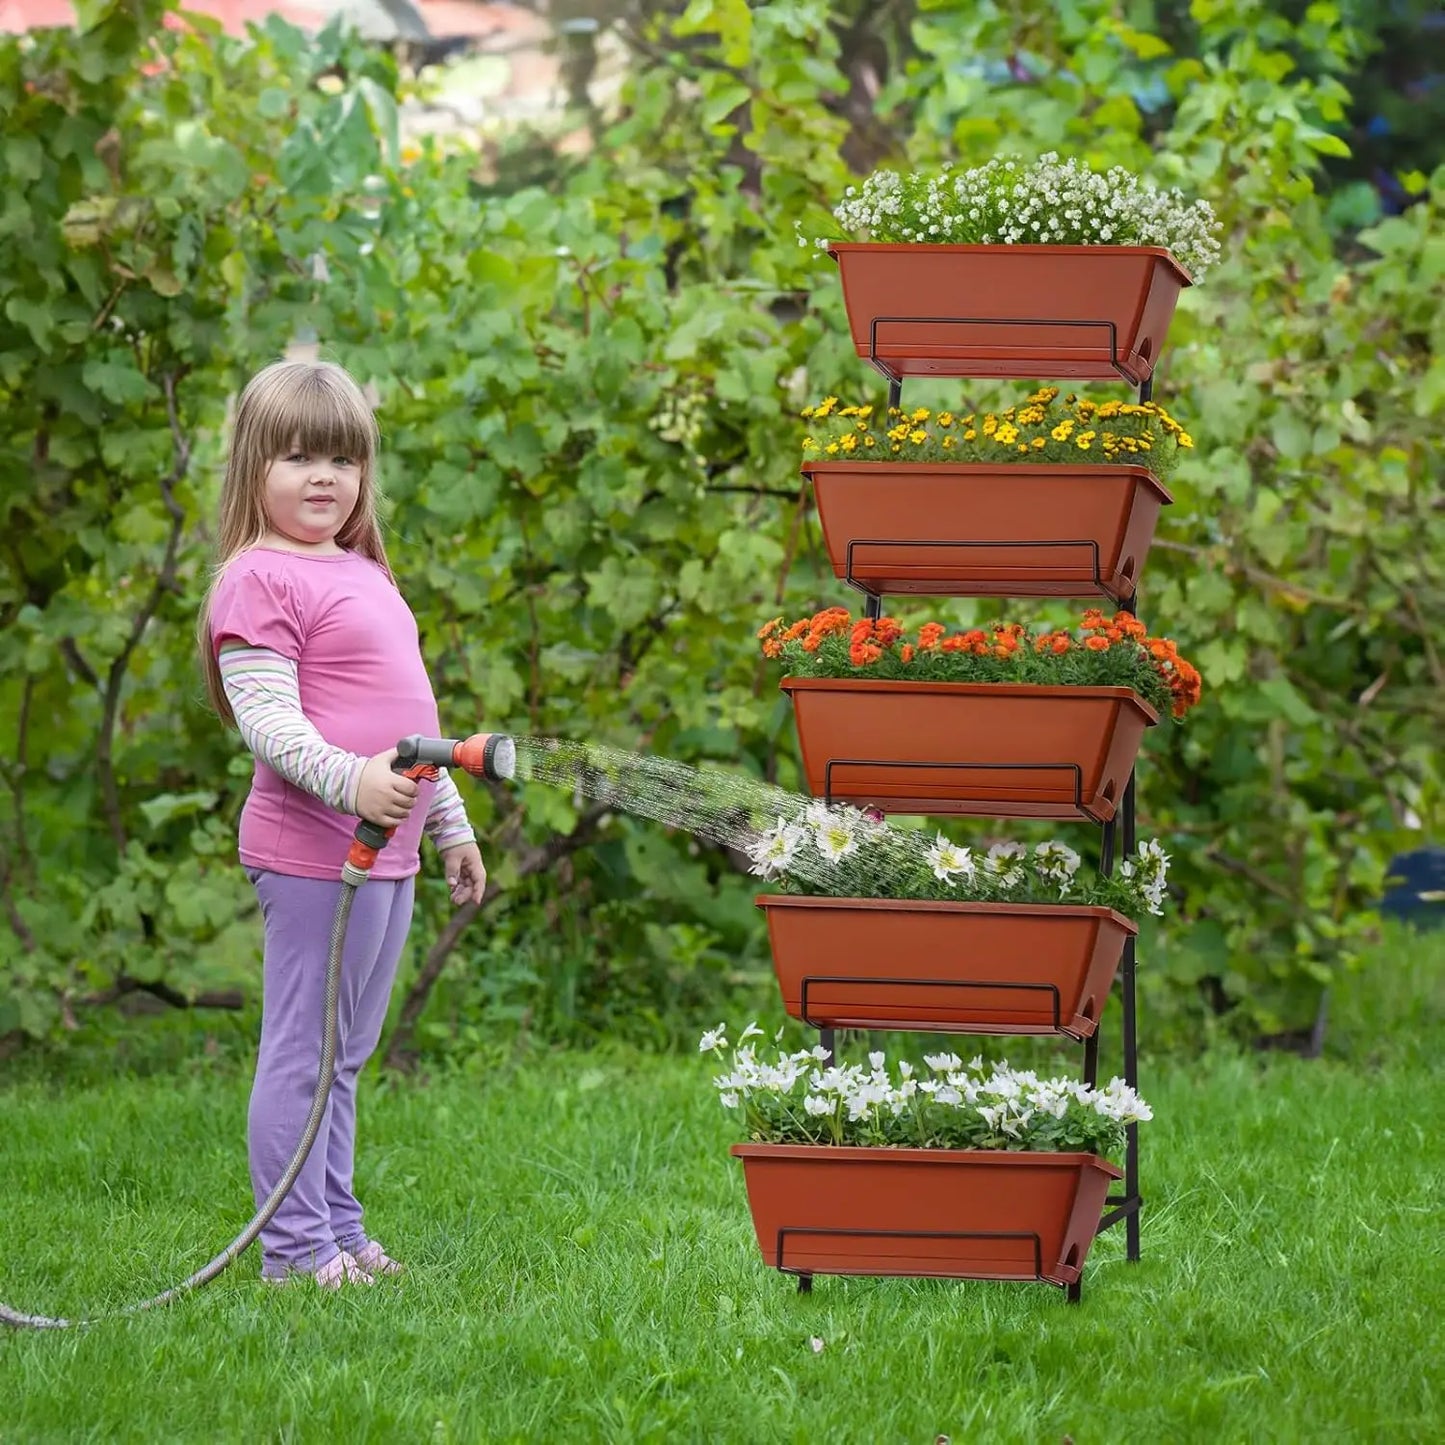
top-left (779, 676), bottom-right (1161, 727)
top-left (731, 1143), bottom-right (1123, 1179)
top-left (799, 458), bottom-right (1174, 507)
top-left (754, 894), bottom-right (1138, 934)
top-left (825, 240), bottom-right (1195, 289)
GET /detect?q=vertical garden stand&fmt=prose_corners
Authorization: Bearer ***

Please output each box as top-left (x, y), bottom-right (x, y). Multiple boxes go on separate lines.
top-left (759, 250), bottom-right (1185, 1301)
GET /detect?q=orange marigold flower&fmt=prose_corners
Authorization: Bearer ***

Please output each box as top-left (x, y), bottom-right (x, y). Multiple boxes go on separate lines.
top-left (993, 643), bottom-right (1013, 658)
top-left (1085, 635), bottom-right (1111, 651)
top-left (1148, 639), bottom-right (1176, 661)
top-left (1105, 627), bottom-right (1124, 643)
top-left (1080, 608), bottom-right (1107, 631)
top-left (783, 620), bottom-right (810, 642)
top-left (961, 629), bottom-right (988, 647)
top-left (1114, 612), bottom-right (1147, 639)
top-left (757, 616), bottom-right (783, 640)
top-left (900, 643), bottom-right (915, 662)
top-left (851, 618), bottom-right (875, 642)
top-left (918, 622), bottom-right (946, 649)
top-left (1052, 636), bottom-right (1071, 654)
top-left (801, 634), bottom-right (823, 652)
top-left (850, 642), bottom-right (883, 666)
top-left (762, 639), bottom-right (783, 658)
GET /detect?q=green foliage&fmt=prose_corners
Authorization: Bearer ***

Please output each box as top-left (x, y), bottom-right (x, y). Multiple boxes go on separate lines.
top-left (1, 0), bottom-right (1441, 1056)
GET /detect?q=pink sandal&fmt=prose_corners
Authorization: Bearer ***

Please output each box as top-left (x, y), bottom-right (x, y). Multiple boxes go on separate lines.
top-left (350, 1240), bottom-right (404, 1276)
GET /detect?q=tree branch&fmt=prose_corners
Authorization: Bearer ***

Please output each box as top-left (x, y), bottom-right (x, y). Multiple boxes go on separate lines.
top-left (383, 803), bottom-right (610, 1069)
top-left (95, 369), bottom-right (191, 850)
top-left (81, 975), bottom-right (246, 1011)
top-left (1150, 538), bottom-right (1365, 614)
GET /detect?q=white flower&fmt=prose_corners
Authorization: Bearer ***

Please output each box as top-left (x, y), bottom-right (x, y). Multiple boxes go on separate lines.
top-left (803, 1094), bottom-right (832, 1117)
top-left (738, 1021), bottom-right (764, 1043)
top-left (746, 817), bottom-right (806, 878)
top-left (698, 1024), bottom-right (727, 1053)
top-left (986, 841), bottom-right (1028, 889)
top-left (1035, 840), bottom-right (1082, 893)
top-left (813, 813), bottom-right (861, 863)
top-left (924, 1051), bottom-right (962, 1072)
top-left (719, 1092), bottom-right (739, 1109)
top-left (925, 833), bottom-right (975, 884)
top-left (868, 1050), bottom-right (886, 1070)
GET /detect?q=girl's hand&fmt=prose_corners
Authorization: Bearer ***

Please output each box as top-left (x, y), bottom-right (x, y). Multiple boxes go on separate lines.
top-left (356, 749), bottom-right (420, 827)
top-left (441, 841), bottom-right (487, 906)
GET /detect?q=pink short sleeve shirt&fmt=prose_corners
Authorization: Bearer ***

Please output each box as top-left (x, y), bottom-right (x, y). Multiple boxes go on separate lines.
top-left (209, 546), bottom-right (443, 880)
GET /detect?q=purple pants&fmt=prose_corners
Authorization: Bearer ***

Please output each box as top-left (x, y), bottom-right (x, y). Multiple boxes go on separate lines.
top-left (246, 868), bottom-right (414, 1277)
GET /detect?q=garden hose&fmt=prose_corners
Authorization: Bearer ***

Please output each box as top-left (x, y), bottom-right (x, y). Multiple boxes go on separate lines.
top-left (0, 880), bottom-right (357, 1331)
top-left (0, 732), bottom-right (514, 1332)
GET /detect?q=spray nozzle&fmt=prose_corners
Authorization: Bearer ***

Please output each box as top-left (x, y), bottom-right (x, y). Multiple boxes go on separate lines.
top-left (394, 732), bottom-right (516, 782)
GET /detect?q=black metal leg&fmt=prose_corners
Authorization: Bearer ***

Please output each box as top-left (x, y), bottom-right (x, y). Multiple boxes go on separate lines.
top-left (1083, 1022), bottom-right (1100, 1089)
top-left (819, 1027), bottom-right (836, 1065)
top-left (887, 377), bottom-right (901, 412)
top-left (1067, 1279), bottom-right (1082, 1305)
top-left (1120, 765), bottom-right (1141, 1260)
top-left (864, 594), bottom-right (882, 622)
top-left (797, 1273), bottom-right (813, 1294)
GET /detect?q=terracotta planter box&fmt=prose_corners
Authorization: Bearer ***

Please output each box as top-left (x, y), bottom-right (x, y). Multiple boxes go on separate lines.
top-left (804, 461), bottom-right (1170, 604)
top-left (828, 243), bottom-right (1192, 385)
top-left (781, 678), bottom-right (1157, 821)
top-left (757, 895), bottom-right (1136, 1039)
top-left (732, 1144), bottom-right (1121, 1285)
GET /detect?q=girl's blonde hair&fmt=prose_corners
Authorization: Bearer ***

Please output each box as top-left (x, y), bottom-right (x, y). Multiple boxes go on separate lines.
top-left (196, 359), bottom-right (394, 726)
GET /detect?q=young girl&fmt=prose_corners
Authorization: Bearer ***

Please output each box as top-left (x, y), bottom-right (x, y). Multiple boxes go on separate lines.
top-left (196, 359), bottom-right (488, 1288)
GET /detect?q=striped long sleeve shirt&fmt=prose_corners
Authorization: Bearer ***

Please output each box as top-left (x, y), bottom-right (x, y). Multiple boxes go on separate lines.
top-left (218, 644), bottom-right (475, 853)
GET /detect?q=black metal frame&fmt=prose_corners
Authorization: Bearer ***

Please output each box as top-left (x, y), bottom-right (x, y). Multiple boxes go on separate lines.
top-left (799, 357), bottom-right (1155, 1301)
top-left (799, 974), bottom-right (1068, 1036)
top-left (866, 314), bottom-right (1143, 403)
top-left (823, 757), bottom-right (1098, 819)
top-left (843, 536), bottom-right (1135, 610)
top-left (778, 1226), bottom-right (1081, 1300)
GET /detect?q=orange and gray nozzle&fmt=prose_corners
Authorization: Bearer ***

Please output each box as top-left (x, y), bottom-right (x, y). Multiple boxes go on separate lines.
top-left (344, 732), bottom-right (515, 881)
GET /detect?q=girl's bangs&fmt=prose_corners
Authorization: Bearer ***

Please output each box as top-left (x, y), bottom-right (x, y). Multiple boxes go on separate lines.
top-left (255, 371), bottom-right (376, 463)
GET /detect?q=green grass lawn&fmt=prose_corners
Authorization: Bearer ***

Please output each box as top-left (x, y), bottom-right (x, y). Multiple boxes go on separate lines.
top-left (2, 956), bottom-right (1443, 1444)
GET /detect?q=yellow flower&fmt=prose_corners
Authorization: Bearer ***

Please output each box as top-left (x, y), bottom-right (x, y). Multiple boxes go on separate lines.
top-left (1076, 439), bottom-right (1091, 450)
top-left (995, 422), bottom-right (1020, 445)
top-left (1051, 421), bottom-right (1074, 441)
top-left (911, 407), bottom-right (930, 423)
top-left (825, 442), bottom-right (839, 454)
top-left (858, 405), bottom-right (874, 419)
top-left (983, 414), bottom-right (997, 436)
top-left (909, 428), bottom-right (928, 444)
top-left (802, 436), bottom-right (818, 450)
top-left (1178, 433), bottom-right (1194, 448)
top-left (937, 412), bottom-right (955, 427)
top-left (941, 435), bottom-right (956, 448)
top-left (1032, 436), bottom-right (1047, 449)
top-left (1018, 443), bottom-right (1029, 452)
top-left (964, 428), bottom-right (977, 441)
top-left (888, 424), bottom-right (909, 442)
top-left (816, 397), bottom-right (838, 417)
top-left (864, 436), bottom-right (875, 447)
top-left (840, 432), bottom-right (858, 451)
top-left (801, 407), bottom-right (815, 419)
